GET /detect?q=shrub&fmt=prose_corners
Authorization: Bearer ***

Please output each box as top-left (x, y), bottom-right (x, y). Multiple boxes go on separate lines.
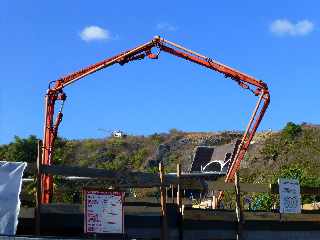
top-left (281, 122), bottom-right (302, 141)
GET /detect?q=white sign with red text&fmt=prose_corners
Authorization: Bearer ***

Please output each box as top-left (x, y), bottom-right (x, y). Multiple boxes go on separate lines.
top-left (84, 189), bottom-right (124, 234)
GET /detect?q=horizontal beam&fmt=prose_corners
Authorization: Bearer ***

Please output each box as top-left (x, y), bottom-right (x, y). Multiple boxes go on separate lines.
top-left (270, 184), bottom-right (320, 195)
top-left (207, 181), bottom-right (270, 193)
top-left (41, 164), bottom-right (174, 188)
top-left (183, 208), bottom-right (320, 222)
top-left (40, 165), bottom-right (214, 189)
top-left (40, 165), bottom-right (320, 194)
top-left (207, 182), bottom-right (320, 194)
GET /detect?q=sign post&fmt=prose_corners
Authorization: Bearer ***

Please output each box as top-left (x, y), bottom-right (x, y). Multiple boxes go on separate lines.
top-left (84, 189), bottom-right (124, 235)
top-left (278, 178), bottom-right (301, 214)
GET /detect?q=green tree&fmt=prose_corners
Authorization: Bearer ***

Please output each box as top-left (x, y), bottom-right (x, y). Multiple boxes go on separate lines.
top-left (281, 122), bottom-right (302, 141)
top-left (252, 193), bottom-right (275, 211)
top-left (130, 148), bottom-right (149, 169)
top-left (53, 137), bottom-right (68, 165)
top-left (3, 135), bottom-right (38, 163)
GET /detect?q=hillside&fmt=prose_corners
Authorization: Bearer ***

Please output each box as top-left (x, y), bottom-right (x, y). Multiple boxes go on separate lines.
top-left (1, 123), bottom-right (320, 207)
top-left (46, 129), bottom-right (243, 173)
top-left (1, 124), bottom-right (320, 180)
top-left (242, 123), bottom-right (320, 184)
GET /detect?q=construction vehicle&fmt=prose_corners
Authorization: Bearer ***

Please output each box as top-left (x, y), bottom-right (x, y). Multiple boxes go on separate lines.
top-left (97, 128), bottom-right (127, 138)
top-left (40, 36), bottom-right (270, 204)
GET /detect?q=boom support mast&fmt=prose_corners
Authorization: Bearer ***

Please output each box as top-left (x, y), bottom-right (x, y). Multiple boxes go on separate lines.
top-left (41, 36), bottom-right (270, 203)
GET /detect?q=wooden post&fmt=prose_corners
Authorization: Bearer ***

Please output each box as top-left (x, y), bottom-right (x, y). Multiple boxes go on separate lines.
top-left (176, 163), bottom-right (182, 212)
top-left (35, 140), bottom-right (42, 235)
top-left (235, 172), bottom-right (243, 240)
top-left (212, 195), bottom-right (217, 209)
top-left (171, 185), bottom-right (174, 203)
top-left (176, 163), bottom-right (183, 240)
top-left (165, 186), bottom-right (168, 201)
top-left (159, 162), bottom-right (168, 240)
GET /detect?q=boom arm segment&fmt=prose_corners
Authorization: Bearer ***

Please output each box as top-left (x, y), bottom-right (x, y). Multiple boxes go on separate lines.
top-left (158, 37), bottom-right (267, 91)
top-left (52, 40), bottom-right (157, 91)
top-left (41, 36), bottom-right (270, 203)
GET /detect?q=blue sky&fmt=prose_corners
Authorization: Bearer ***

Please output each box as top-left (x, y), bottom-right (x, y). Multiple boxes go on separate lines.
top-left (1, 1), bottom-right (319, 144)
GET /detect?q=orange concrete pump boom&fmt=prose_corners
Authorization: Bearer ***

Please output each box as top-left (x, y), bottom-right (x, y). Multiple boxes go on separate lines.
top-left (41, 36), bottom-right (270, 203)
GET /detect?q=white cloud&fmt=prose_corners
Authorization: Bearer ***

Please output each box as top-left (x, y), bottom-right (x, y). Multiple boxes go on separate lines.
top-left (80, 26), bottom-right (111, 42)
top-left (156, 22), bottom-right (177, 31)
top-left (270, 19), bottom-right (314, 36)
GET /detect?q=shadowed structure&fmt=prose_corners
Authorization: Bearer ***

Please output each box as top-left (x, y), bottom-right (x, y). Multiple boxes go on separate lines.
top-left (190, 139), bottom-right (241, 174)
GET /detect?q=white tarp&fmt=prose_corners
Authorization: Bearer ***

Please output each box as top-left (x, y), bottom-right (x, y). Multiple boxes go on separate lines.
top-left (279, 178), bottom-right (301, 213)
top-left (0, 161), bottom-right (27, 235)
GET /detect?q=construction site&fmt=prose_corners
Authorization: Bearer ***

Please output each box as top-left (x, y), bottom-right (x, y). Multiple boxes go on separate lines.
top-left (1, 2), bottom-right (320, 239)
top-left (0, 35), bottom-right (319, 240)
